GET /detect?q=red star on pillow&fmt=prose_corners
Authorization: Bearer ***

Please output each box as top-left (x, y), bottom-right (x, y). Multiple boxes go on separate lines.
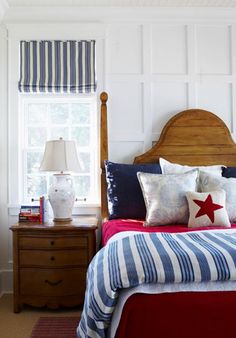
top-left (193, 194), bottom-right (223, 223)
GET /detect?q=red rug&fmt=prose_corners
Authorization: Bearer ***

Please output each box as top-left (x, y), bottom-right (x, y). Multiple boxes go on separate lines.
top-left (30, 316), bottom-right (80, 338)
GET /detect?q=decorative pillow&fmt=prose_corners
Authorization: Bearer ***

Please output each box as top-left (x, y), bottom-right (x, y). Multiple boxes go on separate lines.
top-left (159, 157), bottom-right (223, 176)
top-left (222, 167), bottom-right (236, 178)
top-left (137, 170), bottom-right (198, 226)
top-left (186, 190), bottom-right (230, 228)
top-left (105, 161), bottom-right (162, 220)
top-left (199, 171), bottom-right (236, 223)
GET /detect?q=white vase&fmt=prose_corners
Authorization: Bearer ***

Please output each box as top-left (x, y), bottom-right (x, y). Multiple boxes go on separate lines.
top-left (48, 174), bottom-right (75, 221)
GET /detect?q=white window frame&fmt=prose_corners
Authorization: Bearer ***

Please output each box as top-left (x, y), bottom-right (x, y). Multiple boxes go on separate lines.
top-left (19, 93), bottom-right (98, 205)
top-left (7, 23), bottom-right (105, 213)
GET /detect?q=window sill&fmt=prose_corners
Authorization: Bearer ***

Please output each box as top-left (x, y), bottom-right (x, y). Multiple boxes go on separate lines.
top-left (8, 203), bottom-right (101, 217)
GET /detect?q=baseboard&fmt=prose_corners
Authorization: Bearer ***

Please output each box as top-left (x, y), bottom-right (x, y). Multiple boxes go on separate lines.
top-left (0, 290), bottom-right (12, 299)
top-left (0, 269), bottom-right (13, 294)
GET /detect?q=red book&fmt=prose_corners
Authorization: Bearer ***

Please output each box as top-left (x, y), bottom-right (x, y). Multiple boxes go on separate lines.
top-left (39, 196), bottom-right (43, 224)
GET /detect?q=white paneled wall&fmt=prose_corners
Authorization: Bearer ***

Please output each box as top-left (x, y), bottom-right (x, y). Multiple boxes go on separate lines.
top-left (107, 25), bottom-right (143, 74)
top-left (0, 25), bottom-right (10, 296)
top-left (151, 25), bottom-right (187, 75)
top-left (106, 22), bottom-right (236, 163)
top-left (151, 82), bottom-right (188, 132)
top-left (196, 83), bottom-right (233, 129)
top-left (108, 81), bottom-right (144, 135)
top-left (195, 25), bottom-right (231, 75)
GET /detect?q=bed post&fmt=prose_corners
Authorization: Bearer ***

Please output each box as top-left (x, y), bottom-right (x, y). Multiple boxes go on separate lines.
top-left (100, 92), bottom-right (108, 220)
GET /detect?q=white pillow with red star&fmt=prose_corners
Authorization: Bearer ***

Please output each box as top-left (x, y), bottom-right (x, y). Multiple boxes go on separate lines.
top-left (186, 190), bottom-right (230, 228)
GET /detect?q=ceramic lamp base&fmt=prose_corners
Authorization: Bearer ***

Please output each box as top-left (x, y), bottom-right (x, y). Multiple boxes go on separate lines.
top-left (48, 174), bottom-right (75, 221)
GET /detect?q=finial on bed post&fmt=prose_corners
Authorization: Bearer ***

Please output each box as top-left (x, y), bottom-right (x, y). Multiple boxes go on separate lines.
top-left (100, 91), bottom-right (108, 105)
top-left (100, 92), bottom-right (109, 219)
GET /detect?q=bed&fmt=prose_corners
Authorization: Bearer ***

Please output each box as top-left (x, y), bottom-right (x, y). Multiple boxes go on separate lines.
top-left (77, 92), bottom-right (236, 338)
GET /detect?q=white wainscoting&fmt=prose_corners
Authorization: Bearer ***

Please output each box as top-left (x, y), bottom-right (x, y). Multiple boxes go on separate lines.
top-left (106, 21), bottom-right (236, 162)
top-left (0, 24), bottom-right (10, 297)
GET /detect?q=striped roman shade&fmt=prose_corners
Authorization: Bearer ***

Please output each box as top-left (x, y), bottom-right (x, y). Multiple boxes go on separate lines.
top-left (18, 40), bottom-right (96, 93)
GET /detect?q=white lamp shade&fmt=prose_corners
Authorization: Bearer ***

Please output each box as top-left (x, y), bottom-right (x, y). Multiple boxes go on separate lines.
top-left (40, 139), bottom-right (81, 172)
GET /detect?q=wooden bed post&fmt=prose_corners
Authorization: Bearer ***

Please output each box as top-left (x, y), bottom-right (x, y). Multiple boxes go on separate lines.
top-left (100, 92), bottom-right (108, 219)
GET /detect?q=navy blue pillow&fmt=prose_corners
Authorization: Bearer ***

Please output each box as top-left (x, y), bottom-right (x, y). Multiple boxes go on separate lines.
top-left (105, 161), bottom-right (162, 220)
top-left (222, 167), bottom-right (236, 178)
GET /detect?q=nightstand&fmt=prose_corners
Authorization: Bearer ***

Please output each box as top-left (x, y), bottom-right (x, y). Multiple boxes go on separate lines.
top-left (10, 216), bottom-right (98, 313)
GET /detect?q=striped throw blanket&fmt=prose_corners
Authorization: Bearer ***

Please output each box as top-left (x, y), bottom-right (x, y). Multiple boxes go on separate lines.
top-left (77, 230), bottom-right (236, 338)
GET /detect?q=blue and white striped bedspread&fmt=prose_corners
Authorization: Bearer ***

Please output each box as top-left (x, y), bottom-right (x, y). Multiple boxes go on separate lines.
top-left (77, 230), bottom-right (236, 338)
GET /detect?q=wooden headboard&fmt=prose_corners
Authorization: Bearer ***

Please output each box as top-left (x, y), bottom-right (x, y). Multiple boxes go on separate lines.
top-left (100, 92), bottom-right (236, 219)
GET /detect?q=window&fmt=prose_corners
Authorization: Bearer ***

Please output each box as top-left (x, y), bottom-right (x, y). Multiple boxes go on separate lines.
top-left (20, 94), bottom-right (98, 204)
top-left (7, 26), bottom-right (104, 210)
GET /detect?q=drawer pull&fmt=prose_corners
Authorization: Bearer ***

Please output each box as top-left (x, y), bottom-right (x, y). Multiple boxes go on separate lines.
top-left (50, 241), bottom-right (55, 246)
top-left (50, 256), bottom-right (55, 261)
top-left (45, 279), bottom-right (62, 287)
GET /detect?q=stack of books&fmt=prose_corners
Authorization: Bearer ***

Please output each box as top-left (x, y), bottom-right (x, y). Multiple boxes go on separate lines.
top-left (19, 196), bottom-right (49, 223)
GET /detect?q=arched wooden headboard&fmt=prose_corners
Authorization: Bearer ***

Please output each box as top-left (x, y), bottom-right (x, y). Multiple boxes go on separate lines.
top-left (100, 92), bottom-right (236, 219)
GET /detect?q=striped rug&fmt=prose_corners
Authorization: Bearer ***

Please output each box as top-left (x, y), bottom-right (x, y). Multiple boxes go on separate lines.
top-left (30, 316), bottom-right (80, 338)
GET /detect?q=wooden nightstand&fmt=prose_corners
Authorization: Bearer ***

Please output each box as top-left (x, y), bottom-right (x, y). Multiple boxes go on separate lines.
top-left (10, 217), bottom-right (98, 313)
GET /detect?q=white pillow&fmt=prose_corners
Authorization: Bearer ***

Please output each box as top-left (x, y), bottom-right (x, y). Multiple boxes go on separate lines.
top-left (137, 170), bottom-right (198, 226)
top-left (159, 157), bottom-right (223, 176)
top-left (199, 171), bottom-right (236, 223)
top-left (186, 190), bottom-right (230, 228)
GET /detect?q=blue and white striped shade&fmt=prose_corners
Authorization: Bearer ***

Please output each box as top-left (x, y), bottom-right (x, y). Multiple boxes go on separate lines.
top-left (18, 40), bottom-right (97, 93)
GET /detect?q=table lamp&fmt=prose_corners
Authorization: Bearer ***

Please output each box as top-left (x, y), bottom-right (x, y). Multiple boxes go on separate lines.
top-left (40, 138), bottom-right (81, 221)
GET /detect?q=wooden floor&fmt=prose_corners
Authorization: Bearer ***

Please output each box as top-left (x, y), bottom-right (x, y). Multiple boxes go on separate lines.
top-left (0, 294), bottom-right (82, 338)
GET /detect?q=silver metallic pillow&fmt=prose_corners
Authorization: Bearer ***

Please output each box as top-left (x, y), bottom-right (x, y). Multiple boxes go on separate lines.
top-left (137, 170), bottom-right (198, 226)
top-left (199, 171), bottom-right (236, 223)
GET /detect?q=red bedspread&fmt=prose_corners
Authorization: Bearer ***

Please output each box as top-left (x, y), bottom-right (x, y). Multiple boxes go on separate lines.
top-left (102, 219), bottom-right (236, 246)
top-left (115, 291), bottom-right (236, 338)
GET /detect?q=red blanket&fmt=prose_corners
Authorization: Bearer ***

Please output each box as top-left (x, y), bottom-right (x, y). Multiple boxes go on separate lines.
top-left (102, 218), bottom-right (236, 246)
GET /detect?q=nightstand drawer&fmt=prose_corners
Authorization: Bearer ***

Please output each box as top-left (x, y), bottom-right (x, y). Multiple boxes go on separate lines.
top-left (20, 268), bottom-right (86, 297)
top-left (19, 236), bottom-right (87, 249)
top-left (19, 249), bottom-right (88, 267)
